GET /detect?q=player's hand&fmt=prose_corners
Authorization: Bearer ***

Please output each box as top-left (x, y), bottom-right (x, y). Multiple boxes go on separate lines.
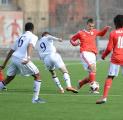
top-left (59, 38), bottom-right (63, 42)
top-left (21, 57), bottom-right (30, 64)
top-left (22, 60), bottom-right (29, 64)
top-left (105, 26), bottom-right (112, 29)
top-left (76, 40), bottom-right (80, 45)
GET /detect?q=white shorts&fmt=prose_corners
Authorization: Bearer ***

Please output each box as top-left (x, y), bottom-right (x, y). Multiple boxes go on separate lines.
top-left (108, 62), bottom-right (123, 76)
top-left (43, 53), bottom-right (65, 70)
top-left (7, 57), bottom-right (39, 76)
top-left (80, 51), bottom-right (96, 71)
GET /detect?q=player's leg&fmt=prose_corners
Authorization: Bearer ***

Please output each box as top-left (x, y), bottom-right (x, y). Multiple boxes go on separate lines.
top-left (0, 62), bottom-right (17, 90)
top-left (88, 63), bottom-right (96, 83)
top-left (32, 73), bottom-right (45, 103)
top-left (22, 61), bottom-right (45, 103)
top-left (96, 76), bottom-right (114, 104)
top-left (0, 70), bottom-right (6, 90)
top-left (96, 63), bottom-right (119, 104)
top-left (0, 70), bottom-right (4, 81)
top-left (55, 53), bottom-right (78, 93)
top-left (78, 52), bottom-right (96, 90)
top-left (58, 66), bottom-right (78, 93)
top-left (77, 64), bottom-right (96, 90)
top-left (77, 77), bottom-right (89, 89)
top-left (0, 75), bottom-right (15, 90)
top-left (44, 54), bottom-right (64, 93)
top-left (49, 69), bottom-right (64, 93)
top-left (88, 63), bottom-right (100, 93)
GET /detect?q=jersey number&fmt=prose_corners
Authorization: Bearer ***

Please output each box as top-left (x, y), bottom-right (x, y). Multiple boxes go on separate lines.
top-left (18, 36), bottom-right (24, 47)
top-left (118, 36), bottom-right (123, 48)
top-left (40, 42), bottom-right (46, 52)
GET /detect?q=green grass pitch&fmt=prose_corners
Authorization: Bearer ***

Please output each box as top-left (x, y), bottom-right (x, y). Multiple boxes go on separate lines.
top-left (0, 60), bottom-right (123, 120)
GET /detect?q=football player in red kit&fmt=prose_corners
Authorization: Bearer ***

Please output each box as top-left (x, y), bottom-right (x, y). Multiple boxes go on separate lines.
top-left (70, 18), bottom-right (110, 93)
top-left (96, 15), bottom-right (123, 104)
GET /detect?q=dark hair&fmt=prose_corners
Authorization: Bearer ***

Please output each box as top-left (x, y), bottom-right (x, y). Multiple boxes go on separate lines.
top-left (87, 18), bottom-right (94, 24)
top-left (114, 15), bottom-right (123, 29)
top-left (25, 22), bottom-right (34, 31)
top-left (41, 31), bottom-right (51, 37)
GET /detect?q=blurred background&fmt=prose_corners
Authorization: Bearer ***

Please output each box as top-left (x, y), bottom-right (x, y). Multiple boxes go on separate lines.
top-left (0, 0), bottom-right (123, 60)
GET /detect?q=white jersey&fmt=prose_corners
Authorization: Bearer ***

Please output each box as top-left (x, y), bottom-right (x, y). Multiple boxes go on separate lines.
top-left (37, 35), bottom-right (60, 59)
top-left (11, 31), bottom-right (38, 60)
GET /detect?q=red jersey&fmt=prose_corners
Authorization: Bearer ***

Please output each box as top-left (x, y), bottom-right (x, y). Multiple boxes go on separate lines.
top-left (70, 27), bottom-right (109, 54)
top-left (102, 28), bottom-right (123, 65)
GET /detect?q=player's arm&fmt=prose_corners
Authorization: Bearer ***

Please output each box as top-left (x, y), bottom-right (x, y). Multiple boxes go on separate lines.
top-left (97, 26), bottom-right (111, 36)
top-left (0, 49), bottom-right (15, 69)
top-left (70, 32), bottom-right (80, 46)
top-left (0, 40), bottom-right (16, 69)
top-left (22, 36), bottom-right (38, 64)
top-left (102, 33), bottom-right (113, 60)
top-left (27, 43), bottom-right (33, 59)
top-left (48, 35), bottom-right (63, 42)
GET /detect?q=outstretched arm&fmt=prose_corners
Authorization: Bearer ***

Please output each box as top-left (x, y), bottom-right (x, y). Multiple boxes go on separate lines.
top-left (0, 49), bottom-right (15, 69)
top-left (48, 35), bottom-right (63, 42)
top-left (97, 26), bottom-right (111, 36)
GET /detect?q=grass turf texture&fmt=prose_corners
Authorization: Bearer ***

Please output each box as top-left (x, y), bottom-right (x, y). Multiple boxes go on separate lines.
top-left (0, 60), bottom-right (123, 120)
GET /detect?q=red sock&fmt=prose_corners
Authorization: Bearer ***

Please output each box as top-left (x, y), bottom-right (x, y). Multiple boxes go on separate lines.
top-left (0, 70), bottom-right (4, 81)
top-left (79, 77), bottom-right (89, 87)
top-left (89, 72), bottom-right (96, 83)
top-left (103, 78), bottom-right (112, 98)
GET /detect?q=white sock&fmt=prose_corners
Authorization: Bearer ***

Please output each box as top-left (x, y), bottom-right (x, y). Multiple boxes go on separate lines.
top-left (33, 80), bottom-right (41, 100)
top-left (53, 77), bottom-right (63, 90)
top-left (0, 82), bottom-right (5, 90)
top-left (63, 73), bottom-right (71, 87)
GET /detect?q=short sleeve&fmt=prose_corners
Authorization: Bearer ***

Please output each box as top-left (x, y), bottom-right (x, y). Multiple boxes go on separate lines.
top-left (29, 35), bottom-right (38, 47)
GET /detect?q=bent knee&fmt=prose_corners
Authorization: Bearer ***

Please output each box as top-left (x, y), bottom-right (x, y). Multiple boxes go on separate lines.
top-left (89, 64), bottom-right (96, 72)
top-left (33, 73), bottom-right (41, 80)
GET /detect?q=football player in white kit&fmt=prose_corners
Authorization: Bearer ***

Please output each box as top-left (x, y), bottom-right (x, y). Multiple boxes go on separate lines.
top-left (37, 32), bottom-right (78, 93)
top-left (0, 22), bottom-right (45, 103)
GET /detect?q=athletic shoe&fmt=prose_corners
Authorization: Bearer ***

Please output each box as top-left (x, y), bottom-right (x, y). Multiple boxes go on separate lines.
top-left (2, 86), bottom-right (7, 91)
top-left (77, 80), bottom-right (83, 90)
top-left (0, 86), bottom-right (7, 91)
top-left (0, 82), bottom-right (6, 91)
top-left (32, 98), bottom-right (46, 103)
top-left (66, 87), bottom-right (78, 93)
top-left (96, 98), bottom-right (107, 104)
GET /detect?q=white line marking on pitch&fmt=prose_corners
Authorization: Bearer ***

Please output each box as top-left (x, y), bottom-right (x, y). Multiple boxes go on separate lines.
top-left (0, 92), bottom-right (122, 97)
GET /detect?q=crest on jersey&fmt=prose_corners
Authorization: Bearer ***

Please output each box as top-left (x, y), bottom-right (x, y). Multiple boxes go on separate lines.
top-left (90, 32), bottom-right (94, 35)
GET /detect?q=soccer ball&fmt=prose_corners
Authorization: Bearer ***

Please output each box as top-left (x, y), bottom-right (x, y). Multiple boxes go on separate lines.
top-left (89, 81), bottom-right (99, 91)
